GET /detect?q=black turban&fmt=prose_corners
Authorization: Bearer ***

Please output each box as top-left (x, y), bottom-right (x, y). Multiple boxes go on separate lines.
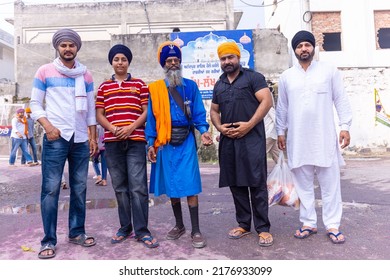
top-left (291, 30), bottom-right (316, 50)
top-left (108, 44), bottom-right (133, 65)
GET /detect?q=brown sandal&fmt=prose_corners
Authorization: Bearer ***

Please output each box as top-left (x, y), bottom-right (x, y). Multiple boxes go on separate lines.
top-left (258, 232), bottom-right (274, 247)
top-left (228, 227), bottom-right (251, 239)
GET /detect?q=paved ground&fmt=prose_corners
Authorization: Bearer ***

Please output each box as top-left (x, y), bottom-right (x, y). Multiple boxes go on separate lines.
top-left (0, 154), bottom-right (389, 261)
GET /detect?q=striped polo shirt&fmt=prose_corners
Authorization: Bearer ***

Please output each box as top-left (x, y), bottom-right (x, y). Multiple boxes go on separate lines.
top-left (96, 75), bottom-right (149, 142)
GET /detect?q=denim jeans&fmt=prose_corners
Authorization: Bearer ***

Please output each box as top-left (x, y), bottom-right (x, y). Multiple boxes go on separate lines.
top-left (40, 134), bottom-right (89, 246)
top-left (9, 137), bottom-right (32, 165)
top-left (105, 140), bottom-right (150, 238)
top-left (92, 150), bottom-right (107, 180)
top-left (21, 137), bottom-right (38, 164)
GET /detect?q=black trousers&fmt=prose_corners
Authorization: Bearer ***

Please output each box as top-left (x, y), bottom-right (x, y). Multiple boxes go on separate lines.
top-left (229, 186), bottom-right (270, 233)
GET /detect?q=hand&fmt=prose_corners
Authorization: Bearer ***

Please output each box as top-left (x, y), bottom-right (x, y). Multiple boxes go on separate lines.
top-left (220, 123), bottom-right (236, 139)
top-left (89, 140), bottom-right (98, 156)
top-left (339, 130), bottom-right (350, 149)
top-left (115, 125), bottom-right (135, 140)
top-left (46, 126), bottom-right (61, 141)
top-left (147, 146), bottom-right (157, 163)
top-left (226, 122), bottom-right (251, 139)
top-left (277, 135), bottom-right (286, 150)
top-left (201, 132), bottom-right (213, 146)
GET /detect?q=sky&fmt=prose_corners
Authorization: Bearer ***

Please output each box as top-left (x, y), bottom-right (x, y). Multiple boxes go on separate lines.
top-left (0, 0), bottom-right (265, 35)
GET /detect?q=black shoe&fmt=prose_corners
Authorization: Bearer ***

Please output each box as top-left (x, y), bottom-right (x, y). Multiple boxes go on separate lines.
top-left (166, 226), bottom-right (185, 240)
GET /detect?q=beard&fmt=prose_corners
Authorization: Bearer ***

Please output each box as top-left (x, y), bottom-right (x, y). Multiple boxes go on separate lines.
top-left (295, 49), bottom-right (315, 62)
top-left (221, 61), bottom-right (240, 74)
top-left (59, 51), bottom-right (76, 62)
top-left (164, 66), bottom-right (183, 86)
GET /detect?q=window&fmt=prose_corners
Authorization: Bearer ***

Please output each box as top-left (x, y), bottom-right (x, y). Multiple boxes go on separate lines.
top-left (374, 10), bottom-right (390, 49)
top-left (377, 28), bottom-right (390, 49)
top-left (311, 11), bottom-right (342, 52)
top-left (322, 32), bottom-right (342, 51)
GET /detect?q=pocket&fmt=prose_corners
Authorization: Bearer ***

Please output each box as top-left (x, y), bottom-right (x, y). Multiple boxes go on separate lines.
top-left (313, 82), bottom-right (329, 94)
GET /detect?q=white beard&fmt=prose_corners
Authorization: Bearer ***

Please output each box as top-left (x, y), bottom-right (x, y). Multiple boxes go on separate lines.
top-left (165, 66), bottom-right (183, 86)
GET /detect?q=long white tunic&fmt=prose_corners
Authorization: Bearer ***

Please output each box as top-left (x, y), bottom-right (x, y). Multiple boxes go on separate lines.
top-left (276, 61), bottom-right (352, 169)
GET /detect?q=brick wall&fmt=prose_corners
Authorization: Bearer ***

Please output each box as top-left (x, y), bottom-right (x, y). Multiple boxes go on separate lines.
top-left (311, 12), bottom-right (341, 51)
top-left (374, 10), bottom-right (390, 49)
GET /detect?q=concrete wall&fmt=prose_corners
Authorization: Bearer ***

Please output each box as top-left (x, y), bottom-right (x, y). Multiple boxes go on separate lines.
top-left (15, 29), bottom-right (288, 99)
top-left (14, 0), bottom-right (235, 44)
top-left (0, 28), bottom-right (15, 82)
top-left (342, 67), bottom-right (390, 150)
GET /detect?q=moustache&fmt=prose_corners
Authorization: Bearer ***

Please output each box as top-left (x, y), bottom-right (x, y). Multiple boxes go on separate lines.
top-left (168, 66), bottom-right (180, 71)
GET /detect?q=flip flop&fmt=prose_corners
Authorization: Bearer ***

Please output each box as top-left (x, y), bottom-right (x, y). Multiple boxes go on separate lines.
top-left (294, 227), bottom-right (317, 239)
top-left (38, 243), bottom-right (56, 259)
top-left (258, 232), bottom-right (274, 247)
top-left (137, 235), bottom-right (159, 248)
top-left (69, 234), bottom-right (96, 247)
top-left (111, 231), bottom-right (134, 244)
top-left (95, 179), bottom-right (103, 185)
top-left (327, 231), bottom-right (345, 244)
top-left (228, 227), bottom-right (252, 239)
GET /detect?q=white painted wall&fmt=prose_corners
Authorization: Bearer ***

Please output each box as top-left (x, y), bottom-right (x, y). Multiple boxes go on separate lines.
top-left (265, 0), bottom-right (390, 67)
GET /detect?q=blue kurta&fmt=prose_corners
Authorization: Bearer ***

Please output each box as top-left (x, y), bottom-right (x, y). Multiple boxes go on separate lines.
top-left (145, 78), bottom-right (209, 198)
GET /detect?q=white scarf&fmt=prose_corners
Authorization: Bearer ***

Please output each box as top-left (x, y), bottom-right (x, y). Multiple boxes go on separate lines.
top-left (53, 57), bottom-right (88, 112)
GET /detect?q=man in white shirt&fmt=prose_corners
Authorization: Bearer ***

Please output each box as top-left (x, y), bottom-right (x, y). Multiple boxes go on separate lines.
top-left (30, 28), bottom-right (97, 259)
top-left (9, 108), bottom-right (34, 166)
top-left (276, 30), bottom-right (352, 244)
top-left (264, 91), bottom-right (279, 163)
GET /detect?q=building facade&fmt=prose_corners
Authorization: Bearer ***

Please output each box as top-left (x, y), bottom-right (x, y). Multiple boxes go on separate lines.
top-left (263, 0), bottom-right (390, 150)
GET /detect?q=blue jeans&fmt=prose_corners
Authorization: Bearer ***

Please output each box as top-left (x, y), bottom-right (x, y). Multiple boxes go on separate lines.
top-left (92, 150), bottom-right (107, 179)
top-left (40, 134), bottom-right (89, 246)
top-left (9, 137), bottom-right (32, 165)
top-left (21, 137), bottom-right (38, 164)
top-left (104, 140), bottom-right (150, 238)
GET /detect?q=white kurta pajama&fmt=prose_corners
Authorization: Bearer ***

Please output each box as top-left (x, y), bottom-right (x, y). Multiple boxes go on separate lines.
top-left (276, 60), bottom-right (352, 230)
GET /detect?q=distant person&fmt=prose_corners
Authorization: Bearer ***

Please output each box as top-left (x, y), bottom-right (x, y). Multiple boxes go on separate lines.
top-left (264, 94), bottom-right (280, 163)
top-left (210, 41), bottom-right (273, 247)
top-left (276, 30), bottom-right (352, 244)
top-left (21, 107), bottom-right (39, 166)
top-left (146, 41), bottom-right (213, 249)
top-left (30, 28), bottom-right (97, 259)
top-left (96, 44), bottom-right (158, 248)
top-left (92, 124), bottom-right (107, 186)
top-left (61, 172), bottom-right (68, 190)
top-left (9, 108), bottom-right (34, 167)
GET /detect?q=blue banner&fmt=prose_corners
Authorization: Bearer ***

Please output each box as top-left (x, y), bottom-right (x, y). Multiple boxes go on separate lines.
top-left (0, 126), bottom-right (11, 137)
top-left (170, 30), bottom-right (254, 99)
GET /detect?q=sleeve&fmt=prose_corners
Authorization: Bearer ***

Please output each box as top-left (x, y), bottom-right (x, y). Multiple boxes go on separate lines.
top-left (140, 81), bottom-right (149, 106)
top-left (30, 66), bottom-right (47, 122)
top-left (85, 72), bottom-right (97, 126)
top-left (11, 118), bottom-right (18, 132)
top-left (332, 68), bottom-right (352, 131)
top-left (190, 81), bottom-right (209, 134)
top-left (95, 83), bottom-right (105, 109)
top-left (275, 74), bottom-right (288, 136)
top-left (251, 71), bottom-right (268, 93)
top-left (145, 95), bottom-right (157, 147)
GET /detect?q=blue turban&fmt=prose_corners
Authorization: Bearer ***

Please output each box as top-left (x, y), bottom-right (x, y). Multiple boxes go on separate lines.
top-left (157, 41), bottom-right (181, 68)
top-left (291, 30), bottom-right (316, 50)
top-left (52, 28), bottom-right (82, 50)
top-left (108, 44), bottom-right (133, 65)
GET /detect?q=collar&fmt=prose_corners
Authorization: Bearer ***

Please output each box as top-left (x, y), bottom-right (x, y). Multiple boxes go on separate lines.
top-left (220, 65), bottom-right (244, 82)
top-left (111, 73), bottom-right (132, 81)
